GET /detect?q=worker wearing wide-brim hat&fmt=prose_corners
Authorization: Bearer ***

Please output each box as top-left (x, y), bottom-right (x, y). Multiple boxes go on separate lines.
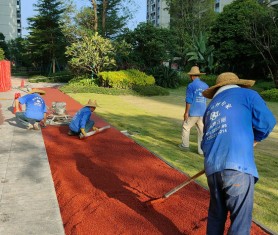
top-left (201, 72), bottom-right (276, 234)
top-left (179, 66), bottom-right (209, 154)
top-left (68, 99), bottom-right (99, 139)
top-left (14, 88), bottom-right (47, 130)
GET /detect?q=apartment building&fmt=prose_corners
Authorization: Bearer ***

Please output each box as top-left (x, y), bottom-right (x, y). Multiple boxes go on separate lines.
top-left (146, 0), bottom-right (170, 28)
top-left (215, 0), bottom-right (278, 12)
top-left (0, 0), bottom-right (22, 41)
top-left (214, 0), bottom-right (234, 12)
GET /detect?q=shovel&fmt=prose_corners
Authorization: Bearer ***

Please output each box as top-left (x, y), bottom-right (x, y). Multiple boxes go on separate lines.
top-left (146, 169), bottom-right (205, 206)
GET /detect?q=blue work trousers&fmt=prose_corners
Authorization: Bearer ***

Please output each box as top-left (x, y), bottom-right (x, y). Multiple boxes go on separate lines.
top-left (206, 170), bottom-right (255, 235)
top-left (16, 112), bottom-right (39, 127)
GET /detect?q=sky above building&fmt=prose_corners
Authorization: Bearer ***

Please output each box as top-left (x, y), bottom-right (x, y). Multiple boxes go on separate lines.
top-left (21, 0), bottom-right (147, 36)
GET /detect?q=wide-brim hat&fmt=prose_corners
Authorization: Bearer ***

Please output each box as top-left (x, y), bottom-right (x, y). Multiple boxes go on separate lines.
top-left (28, 89), bottom-right (46, 95)
top-left (187, 66), bottom-right (206, 76)
top-left (85, 99), bottom-right (99, 108)
top-left (202, 72), bottom-right (255, 99)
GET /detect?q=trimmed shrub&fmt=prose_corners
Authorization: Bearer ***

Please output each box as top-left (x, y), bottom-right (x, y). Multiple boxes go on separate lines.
top-left (132, 85), bottom-right (169, 96)
top-left (260, 89), bottom-right (278, 102)
top-left (28, 71), bottom-right (74, 83)
top-left (146, 66), bottom-right (180, 88)
top-left (98, 69), bottom-right (155, 89)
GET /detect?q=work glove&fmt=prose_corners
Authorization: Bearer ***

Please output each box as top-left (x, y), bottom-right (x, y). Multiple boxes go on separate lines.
top-left (80, 128), bottom-right (87, 139)
top-left (93, 127), bottom-right (99, 132)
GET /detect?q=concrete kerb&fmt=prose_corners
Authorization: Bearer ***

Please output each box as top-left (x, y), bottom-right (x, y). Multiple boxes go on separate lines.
top-left (0, 77), bottom-right (65, 235)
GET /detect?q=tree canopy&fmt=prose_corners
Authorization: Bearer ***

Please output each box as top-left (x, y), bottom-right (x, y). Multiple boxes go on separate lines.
top-left (27, 0), bottom-right (67, 73)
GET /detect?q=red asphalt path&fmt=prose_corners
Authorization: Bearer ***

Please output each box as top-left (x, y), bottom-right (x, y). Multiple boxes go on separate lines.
top-left (41, 87), bottom-right (268, 235)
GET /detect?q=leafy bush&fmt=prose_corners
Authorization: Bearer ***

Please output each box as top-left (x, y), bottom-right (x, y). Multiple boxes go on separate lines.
top-left (179, 72), bottom-right (216, 87)
top-left (260, 89), bottom-right (278, 102)
top-left (28, 71), bottom-right (74, 83)
top-left (253, 80), bottom-right (275, 93)
top-left (146, 66), bottom-right (180, 88)
top-left (132, 85), bottom-right (169, 96)
top-left (28, 75), bottom-right (48, 83)
top-left (0, 48), bottom-right (5, 60)
top-left (48, 71), bottom-right (74, 82)
top-left (60, 84), bottom-right (136, 95)
top-left (98, 69), bottom-right (155, 89)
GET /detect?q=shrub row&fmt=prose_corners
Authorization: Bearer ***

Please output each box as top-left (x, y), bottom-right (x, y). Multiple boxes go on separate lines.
top-left (98, 69), bottom-right (155, 89)
top-left (260, 89), bottom-right (278, 102)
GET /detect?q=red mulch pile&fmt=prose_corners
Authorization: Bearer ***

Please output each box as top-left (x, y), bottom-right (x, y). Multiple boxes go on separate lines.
top-left (41, 87), bottom-right (268, 235)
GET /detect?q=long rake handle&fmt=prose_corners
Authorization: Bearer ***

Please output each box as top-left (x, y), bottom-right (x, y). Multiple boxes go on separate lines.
top-left (86, 125), bottom-right (110, 137)
top-left (164, 169), bottom-right (205, 198)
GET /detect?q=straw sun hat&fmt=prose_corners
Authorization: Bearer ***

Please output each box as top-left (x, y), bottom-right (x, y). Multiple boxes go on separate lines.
top-left (187, 66), bottom-right (206, 76)
top-left (202, 72), bottom-right (255, 99)
top-left (85, 99), bottom-right (99, 108)
top-left (28, 89), bottom-right (46, 95)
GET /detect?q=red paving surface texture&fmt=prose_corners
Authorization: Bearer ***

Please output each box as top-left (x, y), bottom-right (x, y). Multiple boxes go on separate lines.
top-left (41, 87), bottom-right (269, 235)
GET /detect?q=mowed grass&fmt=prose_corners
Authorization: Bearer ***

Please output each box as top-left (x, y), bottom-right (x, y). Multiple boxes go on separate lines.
top-left (68, 87), bottom-right (278, 233)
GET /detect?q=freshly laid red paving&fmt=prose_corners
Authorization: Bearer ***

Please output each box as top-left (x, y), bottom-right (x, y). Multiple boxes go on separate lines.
top-left (41, 87), bottom-right (268, 235)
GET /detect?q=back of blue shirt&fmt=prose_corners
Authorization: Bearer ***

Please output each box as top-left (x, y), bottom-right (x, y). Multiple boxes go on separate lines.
top-left (186, 78), bottom-right (209, 116)
top-left (69, 107), bottom-right (92, 132)
top-left (201, 87), bottom-right (276, 179)
top-left (19, 94), bottom-right (47, 120)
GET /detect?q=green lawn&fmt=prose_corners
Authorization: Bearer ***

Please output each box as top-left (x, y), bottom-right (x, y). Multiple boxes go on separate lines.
top-left (68, 87), bottom-right (278, 233)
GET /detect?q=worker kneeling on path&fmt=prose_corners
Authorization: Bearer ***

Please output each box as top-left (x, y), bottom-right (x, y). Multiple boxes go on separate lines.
top-left (15, 89), bottom-right (47, 130)
top-left (68, 99), bottom-right (99, 139)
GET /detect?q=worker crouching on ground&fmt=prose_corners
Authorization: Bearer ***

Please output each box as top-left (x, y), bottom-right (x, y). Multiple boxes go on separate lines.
top-left (201, 72), bottom-right (276, 235)
top-left (68, 99), bottom-right (99, 139)
top-left (14, 89), bottom-right (47, 130)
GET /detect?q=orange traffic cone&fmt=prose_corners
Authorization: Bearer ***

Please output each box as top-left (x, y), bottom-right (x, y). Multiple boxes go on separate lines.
top-left (13, 92), bottom-right (22, 114)
top-left (20, 79), bottom-right (25, 88)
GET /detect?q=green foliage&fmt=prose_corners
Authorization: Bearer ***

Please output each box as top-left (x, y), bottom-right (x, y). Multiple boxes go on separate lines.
top-left (0, 33), bottom-right (8, 58)
top-left (186, 32), bottom-right (215, 73)
top-left (0, 48), bottom-right (4, 60)
top-left (180, 72), bottom-right (217, 87)
top-left (60, 83), bottom-right (136, 95)
top-left (209, 0), bottom-right (274, 80)
top-left (165, 0), bottom-right (216, 67)
top-left (98, 69), bottom-right (155, 89)
top-left (7, 38), bottom-right (32, 67)
top-left (146, 65), bottom-right (180, 88)
top-left (27, 0), bottom-right (67, 73)
top-left (119, 23), bottom-right (177, 68)
top-left (66, 33), bottom-right (116, 75)
top-left (132, 85), bottom-right (169, 96)
top-left (260, 89), bottom-right (278, 102)
top-left (97, 0), bottom-right (132, 38)
top-left (28, 71), bottom-right (73, 83)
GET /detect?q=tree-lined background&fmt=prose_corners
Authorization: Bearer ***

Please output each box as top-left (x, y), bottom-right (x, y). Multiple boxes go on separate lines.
top-left (0, 0), bottom-right (278, 98)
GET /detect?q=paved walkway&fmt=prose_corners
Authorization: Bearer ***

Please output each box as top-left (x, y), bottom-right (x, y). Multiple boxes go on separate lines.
top-left (0, 78), bottom-right (65, 235)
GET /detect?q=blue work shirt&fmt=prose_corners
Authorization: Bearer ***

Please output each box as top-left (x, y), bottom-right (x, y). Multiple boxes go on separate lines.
top-left (186, 78), bottom-right (209, 116)
top-left (69, 107), bottom-right (92, 132)
top-left (201, 87), bottom-right (276, 180)
top-left (18, 94), bottom-right (47, 120)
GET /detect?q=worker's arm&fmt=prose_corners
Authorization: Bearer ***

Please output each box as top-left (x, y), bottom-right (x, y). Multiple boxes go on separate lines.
top-left (80, 128), bottom-right (87, 137)
top-left (14, 99), bottom-right (20, 113)
top-left (184, 103), bottom-right (191, 121)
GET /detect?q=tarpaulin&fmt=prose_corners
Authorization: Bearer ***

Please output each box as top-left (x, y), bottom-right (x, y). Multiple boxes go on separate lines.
top-left (0, 60), bottom-right (11, 92)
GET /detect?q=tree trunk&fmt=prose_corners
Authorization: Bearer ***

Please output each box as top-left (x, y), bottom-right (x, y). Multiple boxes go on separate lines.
top-left (102, 0), bottom-right (108, 37)
top-left (52, 58), bottom-right (56, 74)
top-left (91, 0), bottom-right (98, 31)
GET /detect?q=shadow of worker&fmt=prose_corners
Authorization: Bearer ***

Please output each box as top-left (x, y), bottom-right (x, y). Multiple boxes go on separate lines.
top-left (76, 155), bottom-right (183, 234)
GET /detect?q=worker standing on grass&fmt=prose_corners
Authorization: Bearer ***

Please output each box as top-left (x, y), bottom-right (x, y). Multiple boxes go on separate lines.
top-left (201, 72), bottom-right (276, 235)
top-left (179, 66), bottom-right (209, 154)
top-left (68, 99), bottom-right (99, 139)
top-left (14, 89), bottom-right (47, 130)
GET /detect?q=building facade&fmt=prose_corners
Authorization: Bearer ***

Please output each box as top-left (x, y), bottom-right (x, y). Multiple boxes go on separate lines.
top-left (214, 0), bottom-right (234, 12)
top-left (146, 0), bottom-right (170, 28)
top-left (0, 0), bottom-right (21, 41)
